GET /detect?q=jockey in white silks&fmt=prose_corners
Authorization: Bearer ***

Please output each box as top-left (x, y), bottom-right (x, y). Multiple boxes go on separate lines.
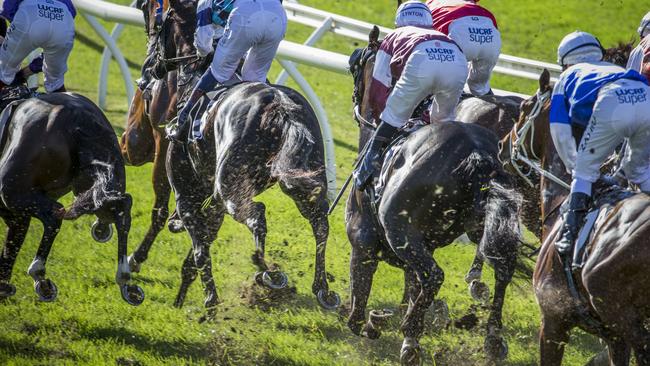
top-left (0, 0), bottom-right (75, 92)
top-left (168, 0), bottom-right (287, 142)
top-left (426, 0), bottom-right (501, 96)
top-left (627, 11), bottom-right (650, 80)
top-left (550, 31), bottom-right (650, 259)
top-left (353, 1), bottom-right (468, 190)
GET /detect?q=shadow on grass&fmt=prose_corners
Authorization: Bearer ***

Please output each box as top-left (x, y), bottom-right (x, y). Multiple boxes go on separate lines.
top-left (0, 336), bottom-right (77, 362)
top-left (78, 325), bottom-right (210, 361)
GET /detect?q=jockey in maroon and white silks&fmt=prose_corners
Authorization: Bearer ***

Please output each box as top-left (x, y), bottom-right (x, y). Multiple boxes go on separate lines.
top-left (426, 0), bottom-right (501, 96)
top-left (369, 25), bottom-right (468, 126)
top-left (353, 1), bottom-right (468, 190)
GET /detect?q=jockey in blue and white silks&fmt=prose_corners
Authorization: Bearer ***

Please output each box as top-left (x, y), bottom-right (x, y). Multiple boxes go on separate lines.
top-left (353, 0), bottom-right (468, 190)
top-left (550, 30), bottom-right (650, 257)
top-left (167, 0), bottom-right (287, 142)
top-left (0, 0), bottom-right (75, 92)
top-left (627, 11), bottom-right (650, 80)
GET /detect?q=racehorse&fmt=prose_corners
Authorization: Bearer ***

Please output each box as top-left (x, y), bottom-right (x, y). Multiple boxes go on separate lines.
top-left (604, 42), bottom-right (634, 68)
top-left (154, 0), bottom-right (340, 313)
top-left (120, 72), bottom-right (180, 273)
top-left (499, 69), bottom-right (650, 365)
top-left (348, 26), bottom-right (535, 304)
top-left (119, 0), bottom-right (195, 273)
top-left (0, 93), bottom-right (144, 305)
top-left (346, 28), bottom-right (523, 365)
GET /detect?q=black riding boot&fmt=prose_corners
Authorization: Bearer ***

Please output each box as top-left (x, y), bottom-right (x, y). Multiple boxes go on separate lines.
top-left (353, 121), bottom-right (399, 190)
top-left (555, 192), bottom-right (591, 258)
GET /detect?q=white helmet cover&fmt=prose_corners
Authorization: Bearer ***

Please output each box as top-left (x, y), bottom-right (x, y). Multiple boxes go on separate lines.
top-left (395, 1), bottom-right (433, 28)
top-left (557, 31), bottom-right (604, 66)
top-left (639, 11), bottom-right (650, 38)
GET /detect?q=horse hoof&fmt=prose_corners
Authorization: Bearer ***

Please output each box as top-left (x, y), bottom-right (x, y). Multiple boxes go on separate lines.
top-left (369, 309), bottom-right (394, 327)
top-left (464, 269), bottom-right (482, 284)
top-left (400, 344), bottom-right (423, 366)
top-left (120, 284), bottom-right (145, 306)
top-left (127, 254), bottom-right (141, 273)
top-left (167, 219), bottom-right (185, 233)
top-left (469, 280), bottom-right (490, 303)
top-left (0, 282), bottom-right (16, 298)
top-left (34, 279), bottom-right (58, 302)
top-left (484, 334), bottom-right (509, 361)
top-left (361, 322), bottom-right (381, 339)
top-left (91, 220), bottom-right (113, 243)
top-left (431, 299), bottom-right (450, 330)
top-left (317, 289), bottom-right (341, 310)
top-left (261, 270), bottom-right (288, 290)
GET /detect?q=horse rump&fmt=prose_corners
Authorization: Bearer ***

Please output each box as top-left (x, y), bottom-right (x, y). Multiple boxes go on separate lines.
top-left (261, 94), bottom-right (321, 185)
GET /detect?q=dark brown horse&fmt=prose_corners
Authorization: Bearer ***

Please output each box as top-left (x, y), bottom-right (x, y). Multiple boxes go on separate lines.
top-left (499, 70), bottom-right (650, 365)
top-left (0, 93), bottom-right (143, 305)
top-left (347, 28), bottom-right (523, 365)
top-left (120, 72), bottom-right (180, 272)
top-left (119, 0), bottom-right (196, 272)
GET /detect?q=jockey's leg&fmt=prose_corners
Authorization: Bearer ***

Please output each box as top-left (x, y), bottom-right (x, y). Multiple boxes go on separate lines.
top-left (0, 10), bottom-right (33, 90)
top-left (617, 82), bottom-right (650, 193)
top-left (41, 11), bottom-right (74, 93)
top-left (556, 81), bottom-right (627, 256)
top-left (239, 1), bottom-right (287, 82)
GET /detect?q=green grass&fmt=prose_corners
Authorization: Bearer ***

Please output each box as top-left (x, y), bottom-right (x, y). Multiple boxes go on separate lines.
top-left (0, 1), bottom-right (646, 365)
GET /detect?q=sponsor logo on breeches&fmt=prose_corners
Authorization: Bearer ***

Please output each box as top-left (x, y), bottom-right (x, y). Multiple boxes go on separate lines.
top-left (425, 47), bottom-right (455, 62)
top-left (616, 88), bottom-right (647, 105)
top-left (38, 4), bottom-right (65, 21)
top-left (469, 27), bottom-right (493, 44)
top-left (579, 118), bottom-right (597, 154)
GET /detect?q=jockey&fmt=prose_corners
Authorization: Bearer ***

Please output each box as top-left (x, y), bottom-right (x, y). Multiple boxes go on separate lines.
top-left (0, 0), bottom-right (75, 93)
top-left (425, 0), bottom-right (500, 96)
top-left (353, 0), bottom-right (468, 190)
top-left (627, 11), bottom-right (650, 80)
top-left (551, 31), bottom-right (650, 258)
top-left (167, 0), bottom-right (287, 142)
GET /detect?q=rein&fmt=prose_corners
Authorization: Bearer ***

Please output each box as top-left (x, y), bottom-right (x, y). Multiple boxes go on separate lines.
top-left (508, 89), bottom-right (570, 190)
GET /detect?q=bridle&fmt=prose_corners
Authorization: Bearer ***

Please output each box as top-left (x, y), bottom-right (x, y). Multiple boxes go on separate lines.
top-left (506, 89), bottom-right (570, 190)
top-left (153, 6), bottom-right (199, 76)
top-left (349, 43), bottom-right (379, 130)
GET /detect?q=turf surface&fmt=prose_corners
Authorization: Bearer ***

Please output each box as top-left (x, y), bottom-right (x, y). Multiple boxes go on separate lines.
top-left (0, 1), bottom-right (646, 365)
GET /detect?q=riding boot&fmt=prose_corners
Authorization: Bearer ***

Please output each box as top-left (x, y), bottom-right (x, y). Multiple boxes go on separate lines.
top-left (167, 89), bottom-right (204, 142)
top-left (353, 121), bottom-right (399, 190)
top-left (555, 192), bottom-right (591, 258)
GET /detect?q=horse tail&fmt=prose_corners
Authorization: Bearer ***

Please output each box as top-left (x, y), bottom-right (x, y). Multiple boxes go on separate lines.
top-left (455, 151), bottom-right (531, 278)
top-left (262, 94), bottom-right (319, 184)
top-left (64, 160), bottom-right (126, 220)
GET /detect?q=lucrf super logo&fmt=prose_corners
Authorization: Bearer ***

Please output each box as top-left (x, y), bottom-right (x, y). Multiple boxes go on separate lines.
top-left (38, 3), bottom-right (65, 21)
top-left (616, 88), bottom-right (647, 105)
top-left (425, 45), bottom-right (456, 62)
top-left (469, 28), bottom-right (494, 44)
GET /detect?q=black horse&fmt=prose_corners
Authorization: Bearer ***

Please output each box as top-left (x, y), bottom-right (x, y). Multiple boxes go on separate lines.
top-left (346, 121), bottom-right (522, 364)
top-left (0, 93), bottom-right (143, 305)
top-left (167, 74), bottom-right (341, 312)
top-left (141, 0), bottom-right (339, 313)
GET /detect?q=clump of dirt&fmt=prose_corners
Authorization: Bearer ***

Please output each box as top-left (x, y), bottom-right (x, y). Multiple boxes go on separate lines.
top-left (240, 281), bottom-right (297, 311)
top-left (454, 313), bottom-right (479, 330)
top-left (116, 357), bottom-right (143, 366)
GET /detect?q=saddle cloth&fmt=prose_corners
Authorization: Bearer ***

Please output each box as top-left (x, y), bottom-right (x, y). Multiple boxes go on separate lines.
top-left (189, 75), bottom-right (242, 141)
top-left (0, 86), bottom-right (36, 151)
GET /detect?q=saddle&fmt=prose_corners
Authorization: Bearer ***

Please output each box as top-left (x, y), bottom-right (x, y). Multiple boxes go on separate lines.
top-left (570, 184), bottom-right (636, 270)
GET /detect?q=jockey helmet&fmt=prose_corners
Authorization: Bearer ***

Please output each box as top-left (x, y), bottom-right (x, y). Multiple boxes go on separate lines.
top-left (557, 31), bottom-right (604, 67)
top-left (639, 11), bottom-right (650, 38)
top-left (395, 1), bottom-right (433, 29)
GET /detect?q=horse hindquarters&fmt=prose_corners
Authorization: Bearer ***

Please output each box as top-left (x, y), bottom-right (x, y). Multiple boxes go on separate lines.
top-left (167, 142), bottom-right (224, 311)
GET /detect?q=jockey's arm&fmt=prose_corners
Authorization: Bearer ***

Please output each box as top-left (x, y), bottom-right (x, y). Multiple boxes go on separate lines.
top-left (0, 0), bottom-right (20, 24)
top-left (549, 79), bottom-right (577, 174)
top-left (194, 0), bottom-right (219, 57)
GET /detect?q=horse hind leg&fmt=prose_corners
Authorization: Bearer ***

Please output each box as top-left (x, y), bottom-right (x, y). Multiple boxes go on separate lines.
top-left (128, 150), bottom-right (171, 272)
top-left (279, 180), bottom-right (339, 309)
top-left (0, 215), bottom-right (30, 298)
